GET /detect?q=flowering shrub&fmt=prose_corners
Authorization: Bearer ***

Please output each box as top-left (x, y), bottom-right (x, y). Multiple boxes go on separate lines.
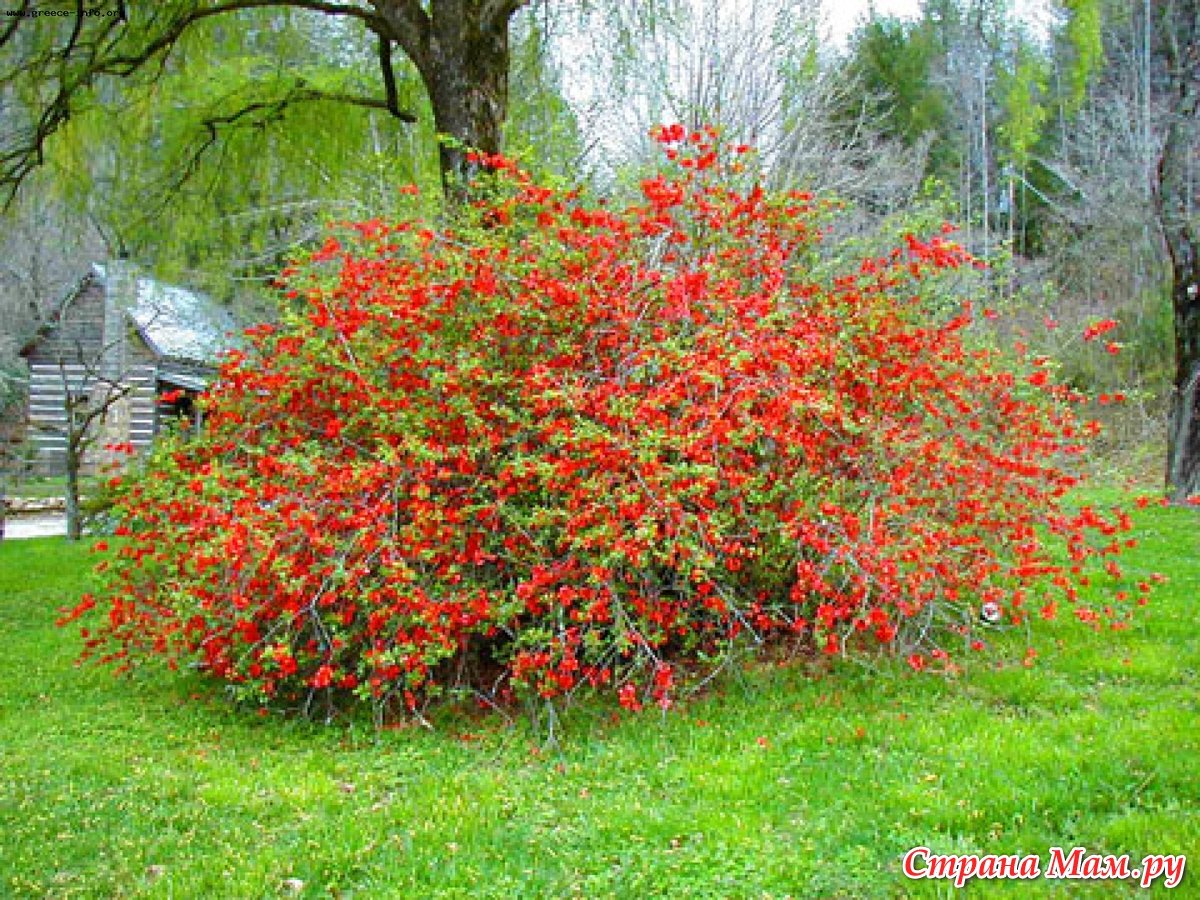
top-left (63, 127), bottom-right (1149, 719)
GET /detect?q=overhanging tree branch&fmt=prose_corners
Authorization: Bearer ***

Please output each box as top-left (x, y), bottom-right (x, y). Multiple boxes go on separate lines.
top-left (377, 31), bottom-right (402, 117)
top-left (62, 0), bottom-right (87, 61)
top-left (294, 84), bottom-right (418, 119)
top-left (1, 0), bottom-right (412, 205)
top-left (3, 0), bottom-right (526, 205)
top-left (100, 1), bottom-right (384, 75)
top-left (0, 0), bottom-right (32, 49)
top-left (169, 83), bottom-right (416, 193)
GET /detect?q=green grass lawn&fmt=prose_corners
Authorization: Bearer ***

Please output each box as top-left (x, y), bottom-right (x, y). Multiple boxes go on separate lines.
top-left (0, 495), bottom-right (1197, 898)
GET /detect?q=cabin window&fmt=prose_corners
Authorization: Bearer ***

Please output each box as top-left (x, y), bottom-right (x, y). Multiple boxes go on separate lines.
top-left (170, 393), bottom-right (195, 420)
top-left (157, 385), bottom-right (201, 437)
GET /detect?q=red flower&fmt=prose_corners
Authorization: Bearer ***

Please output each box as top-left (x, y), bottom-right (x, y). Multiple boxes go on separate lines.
top-left (618, 683), bottom-right (642, 712)
top-left (1082, 318), bottom-right (1118, 341)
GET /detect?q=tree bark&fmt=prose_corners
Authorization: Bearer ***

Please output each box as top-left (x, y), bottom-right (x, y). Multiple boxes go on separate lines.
top-left (427, 9), bottom-right (510, 199)
top-left (65, 436), bottom-right (82, 541)
top-left (61, 386), bottom-right (98, 542)
top-left (1156, 0), bottom-right (1200, 501)
top-left (376, 0), bottom-right (520, 201)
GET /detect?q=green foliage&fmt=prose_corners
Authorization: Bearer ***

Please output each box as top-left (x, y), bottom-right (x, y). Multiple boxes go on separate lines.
top-left (845, 16), bottom-right (949, 147)
top-left (998, 48), bottom-right (1050, 170)
top-left (1061, 0), bottom-right (1106, 113)
top-left (36, 6), bottom-right (435, 298)
top-left (2, 491), bottom-right (1197, 895)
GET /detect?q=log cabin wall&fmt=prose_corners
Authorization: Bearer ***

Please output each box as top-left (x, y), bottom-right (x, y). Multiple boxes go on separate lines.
top-left (16, 263), bottom-right (234, 477)
top-left (22, 272), bottom-right (157, 476)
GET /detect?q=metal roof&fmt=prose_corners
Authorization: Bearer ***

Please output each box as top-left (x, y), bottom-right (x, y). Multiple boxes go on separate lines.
top-left (93, 263), bottom-right (240, 365)
top-left (156, 369), bottom-right (211, 392)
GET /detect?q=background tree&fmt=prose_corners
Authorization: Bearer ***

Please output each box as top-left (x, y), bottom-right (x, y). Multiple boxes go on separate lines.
top-left (555, 0), bottom-right (923, 214)
top-left (1153, 0), bottom-right (1200, 499)
top-left (44, 342), bottom-right (133, 542)
top-left (30, 9), bottom-right (436, 296)
top-left (501, 5), bottom-right (588, 183)
top-left (840, 14), bottom-right (951, 175)
top-left (0, 187), bottom-right (104, 533)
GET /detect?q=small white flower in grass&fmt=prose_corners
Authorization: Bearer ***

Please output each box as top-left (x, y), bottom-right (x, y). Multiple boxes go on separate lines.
top-left (980, 601), bottom-right (1002, 624)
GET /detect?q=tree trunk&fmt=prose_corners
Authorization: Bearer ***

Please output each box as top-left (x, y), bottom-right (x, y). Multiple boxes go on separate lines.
top-left (1156, 0), bottom-right (1200, 501)
top-left (1162, 173), bottom-right (1200, 500)
top-left (1166, 283), bottom-right (1200, 501)
top-left (377, 0), bottom-right (516, 202)
top-left (65, 439), bottom-right (82, 541)
top-left (426, 20), bottom-right (509, 201)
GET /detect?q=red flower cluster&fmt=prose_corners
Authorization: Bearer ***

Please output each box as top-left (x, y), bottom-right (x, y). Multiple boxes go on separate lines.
top-left (1083, 318), bottom-right (1119, 341)
top-left (62, 130), bottom-right (1149, 719)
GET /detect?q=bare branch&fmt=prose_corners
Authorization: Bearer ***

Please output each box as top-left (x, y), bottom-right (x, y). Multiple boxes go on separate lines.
top-left (172, 82), bottom-right (415, 186)
top-left (0, 0), bottom-right (32, 49)
top-left (377, 32), bottom-right (402, 117)
top-left (100, 1), bottom-right (382, 76)
top-left (62, 0), bottom-right (87, 61)
top-left (1, 0), bottom-right (398, 204)
top-left (294, 85), bottom-right (417, 120)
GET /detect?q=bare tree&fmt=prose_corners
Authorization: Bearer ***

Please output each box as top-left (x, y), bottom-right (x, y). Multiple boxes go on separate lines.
top-left (45, 349), bottom-right (134, 541)
top-left (20, 266), bottom-right (184, 541)
top-left (0, 367), bottom-right (22, 542)
top-left (556, 0), bottom-right (923, 210)
top-left (0, 188), bottom-right (104, 541)
top-left (1045, 0), bottom-right (1200, 497)
top-left (0, 193), bottom-right (103, 356)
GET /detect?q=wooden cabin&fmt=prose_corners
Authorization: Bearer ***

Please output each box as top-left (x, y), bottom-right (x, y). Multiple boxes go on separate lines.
top-left (16, 261), bottom-right (238, 476)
